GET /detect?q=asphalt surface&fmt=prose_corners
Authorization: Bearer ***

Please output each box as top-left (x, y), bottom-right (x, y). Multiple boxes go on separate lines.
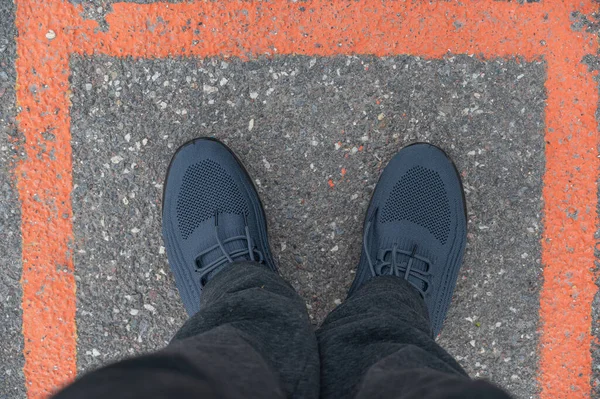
top-left (4, 0), bottom-right (591, 397)
top-left (0, 0), bottom-right (25, 397)
top-left (65, 54), bottom-right (546, 398)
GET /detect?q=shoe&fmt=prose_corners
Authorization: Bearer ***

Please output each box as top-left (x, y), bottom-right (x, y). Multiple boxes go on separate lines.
top-left (349, 143), bottom-right (467, 335)
top-left (162, 138), bottom-right (276, 315)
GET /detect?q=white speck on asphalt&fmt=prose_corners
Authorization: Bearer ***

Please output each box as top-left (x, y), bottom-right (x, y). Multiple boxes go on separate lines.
top-left (250, 92), bottom-right (259, 99)
top-left (144, 304), bottom-right (156, 312)
top-left (334, 299), bottom-right (342, 305)
top-left (130, 227), bottom-right (140, 234)
top-left (248, 118), bottom-right (254, 131)
top-left (151, 72), bottom-right (161, 81)
top-left (262, 157), bottom-right (271, 170)
top-left (330, 245), bottom-right (339, 252)
top-left (203, 84), bottom-right (218, 94)
top-left (219, 78), bottom-right (228, 86)
top-left (85, 83), bottom-right (92, 91)
top-left (470, 340), bottom-right (476, 347)
top-left (159, 246), bottom-right (165, 254)
top-left (110, 155), bottom-right (123, 164)
top-left (92, 349), bottom-right (101, 357)
top-left (130, 309), bottom-right (139, 316)
top-left (124, 133), bottom-right (131, 142)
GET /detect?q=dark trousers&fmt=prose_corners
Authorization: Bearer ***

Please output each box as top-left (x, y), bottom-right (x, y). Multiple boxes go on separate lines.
top-left (54, 263), bottom-right (511, 399)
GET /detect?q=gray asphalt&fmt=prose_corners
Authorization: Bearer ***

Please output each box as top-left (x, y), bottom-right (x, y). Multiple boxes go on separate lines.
top-left (67, 54), bottom-right (546, 398)
top-left (0, 0), bottom-right (25, 397)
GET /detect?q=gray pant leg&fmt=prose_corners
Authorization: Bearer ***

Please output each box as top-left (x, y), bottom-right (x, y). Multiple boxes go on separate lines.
top-left (54, 262), bottom-right (319, 399)
top-left (173, 262), bottom-right (320, 399)
top-left (317, 276), bottom-right (480, 399)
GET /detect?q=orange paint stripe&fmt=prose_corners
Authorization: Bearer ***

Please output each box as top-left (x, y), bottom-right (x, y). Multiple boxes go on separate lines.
top-left (88, 1), bottom-right (549, 59)
top-left (13, 0), bottom-right (599, 398)
top-left (15, 1), bottom-right (77, 397)
top-left (538, 3), bottom-right (599, 397)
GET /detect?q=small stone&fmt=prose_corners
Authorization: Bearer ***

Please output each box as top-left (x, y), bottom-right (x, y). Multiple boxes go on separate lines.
top-left (248, 118), bottom-right (255, 131)
top-left (262, 157), bottom-right (271, 170)
top-left (334, 299), bottom-right (342, 305)
top-left (124, 134), bottom-right (131, 142)
top-left (92, 349), bottom-right (101, 357)
top-left (151, 72), bottom-right (161, 81)
top-left (144, 304), bottom-right (156, 312)
top-left (130, 227), bottom-right (140, 234)
top-left (46, 30), bottom-right (56, 40)
top-left (377, 113), bottom-right (385, 120)
top-left (203, 84), bottom-right (218, 94)
top-left (250, 92), bottom-right (259, 99)
top-left (469, 340), bottom-right (476, 347)
top-left (85, 83), bottom-right (92, 91)
top-left (219, 78), bottom-right (228, 86)
top-left (159, 246), bottom-right (165, 255)
top-left (110, 155), bottom-right (123, 164)
top-left (130, 309), bottom-right (139, 316)
top-left (330, 245), bottom-right (339, 252)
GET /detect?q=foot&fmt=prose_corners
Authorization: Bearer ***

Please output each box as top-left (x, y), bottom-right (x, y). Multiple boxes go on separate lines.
top-left (162, 138), bottom-right (276, 315)
top-left (349, 143), bottom-right (467, 335)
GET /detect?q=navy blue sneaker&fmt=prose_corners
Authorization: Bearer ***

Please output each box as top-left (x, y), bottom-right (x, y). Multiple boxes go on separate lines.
top-left (162, 138), bottom-right (276, 316)
top-left (349, 143), bottom-right (467, 335)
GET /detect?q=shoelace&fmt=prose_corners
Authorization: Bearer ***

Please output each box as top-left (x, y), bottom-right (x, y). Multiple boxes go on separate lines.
top-left (195, 212), bottom-right (264, 286)
top-left (363, 220), bottom-right (433, 295)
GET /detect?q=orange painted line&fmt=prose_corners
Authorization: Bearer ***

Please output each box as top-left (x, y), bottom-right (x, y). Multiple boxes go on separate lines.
top-left (538, 3), bottom-right (599, 397)
top-left (88, 1), bottom-right (549, 59)
top-left (15, 1), bottom-right (82, 398)
top-left (12, 0), bottom-right (599, 398)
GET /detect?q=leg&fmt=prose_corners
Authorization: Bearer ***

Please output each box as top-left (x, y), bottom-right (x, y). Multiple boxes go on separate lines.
top-left (54, 262), bottom-right (319, 399)
top-left (318, 144), bottom-right (511, 398)
top-left (318, 277), bottom-right (510, 398)
top-left (55, 138), bottom-right (319, 398)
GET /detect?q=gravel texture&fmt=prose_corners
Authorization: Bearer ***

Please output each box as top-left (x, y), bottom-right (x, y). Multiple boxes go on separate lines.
top-left (0, 0), bottom-right (26, 397)
top-left (68, 54), bottom-right (546, 398)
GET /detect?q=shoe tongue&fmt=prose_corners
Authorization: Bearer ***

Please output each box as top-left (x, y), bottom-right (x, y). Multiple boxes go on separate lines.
top-left (198, 215), bottom-right (251, 281)
top-left (382, 249), bottom-right (429, 292)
